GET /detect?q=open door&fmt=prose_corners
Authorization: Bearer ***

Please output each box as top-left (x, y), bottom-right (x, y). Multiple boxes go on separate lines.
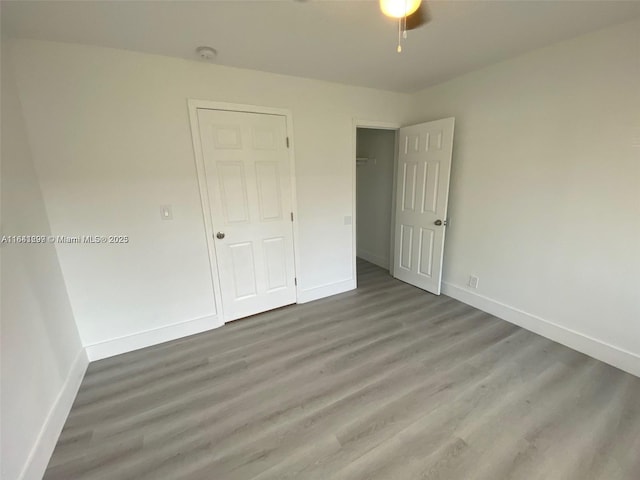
top-left (392, 118), bottom-right (455, 295)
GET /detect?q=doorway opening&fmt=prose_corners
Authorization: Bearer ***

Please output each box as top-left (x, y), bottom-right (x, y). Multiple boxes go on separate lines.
top-left (355, 127), bottom-right (398, 278)
top-left (354, 118), bottom-right (455, 294)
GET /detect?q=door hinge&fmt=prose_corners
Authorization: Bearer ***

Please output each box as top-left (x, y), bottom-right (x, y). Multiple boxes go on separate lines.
top-left (290, 212), bottom-right (294, 222)
top-left (286, 137), bottom-right (290, 148)
top-left (294, 277), bottom-right (297, 286)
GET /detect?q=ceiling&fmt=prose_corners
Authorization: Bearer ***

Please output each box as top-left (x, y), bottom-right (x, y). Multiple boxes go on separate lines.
top-left (3, 0), bottom-right (640, 93)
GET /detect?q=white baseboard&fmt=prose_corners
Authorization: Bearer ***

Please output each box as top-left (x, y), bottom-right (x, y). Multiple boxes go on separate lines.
top-left (85, 315), bottom-right (223, 361)
top-left (19, 349), bottom-right (88, 480)
top-left (442, 282), bottom-right (640, 378)
top-left (297, 278), bottom-right (356, 304)
top-left (357, 250), bottom-right (389, 270)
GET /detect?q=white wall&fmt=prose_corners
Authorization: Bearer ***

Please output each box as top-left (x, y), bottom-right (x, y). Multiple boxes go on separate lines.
top-left (1, 41), bottom-right (87, 480)
top-left (8, 39), bottom-right (411, 355)
top-left (356, 128), bottom-right (396, 269)
top-left (408, 19), bottom-right (640, 375)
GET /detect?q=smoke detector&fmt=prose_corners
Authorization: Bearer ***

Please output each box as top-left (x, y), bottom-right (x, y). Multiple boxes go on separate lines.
top-left (196, 46), bottom-right (217, 61)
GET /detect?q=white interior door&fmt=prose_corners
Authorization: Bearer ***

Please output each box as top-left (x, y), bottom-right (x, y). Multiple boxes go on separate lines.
top-left (393, 118), bottom-right (455, 295)
top-left (197, 109), bottom-right (296, 321)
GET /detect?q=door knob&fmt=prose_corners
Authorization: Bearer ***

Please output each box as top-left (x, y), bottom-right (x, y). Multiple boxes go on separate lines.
top-left (216, 232), bottom-right (225, 239)
top-left (434, 220), bottom-right (443, 226)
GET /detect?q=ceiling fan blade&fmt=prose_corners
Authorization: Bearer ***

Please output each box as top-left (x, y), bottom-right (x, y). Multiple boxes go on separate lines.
top-left (406, 4), bottom-right (431, 30)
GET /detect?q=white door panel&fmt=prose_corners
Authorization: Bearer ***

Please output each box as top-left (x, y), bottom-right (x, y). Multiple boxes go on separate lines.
top-left (197, 109), bottom-right (296, 321)
top-left (393, 118), bottom-right (455, 295)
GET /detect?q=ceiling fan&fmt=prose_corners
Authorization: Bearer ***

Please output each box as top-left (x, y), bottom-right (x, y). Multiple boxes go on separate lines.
top-left (379, 0), bottom-right (430, 52)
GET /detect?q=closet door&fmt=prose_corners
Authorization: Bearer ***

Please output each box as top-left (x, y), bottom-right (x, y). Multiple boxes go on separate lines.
top-left (197, 108), bottom-right (296, 321)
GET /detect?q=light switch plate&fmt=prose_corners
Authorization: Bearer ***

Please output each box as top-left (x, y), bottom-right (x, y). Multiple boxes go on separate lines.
top-left (161, 205), bottom-right (173, 220)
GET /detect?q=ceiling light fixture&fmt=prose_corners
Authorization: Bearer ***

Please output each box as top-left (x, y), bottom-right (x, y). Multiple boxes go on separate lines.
top-left (379, 0), bottom-right (422, 53)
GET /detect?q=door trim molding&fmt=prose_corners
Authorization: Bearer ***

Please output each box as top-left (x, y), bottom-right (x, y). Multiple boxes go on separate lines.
top-left (187, 100), bottom-right (300, 321)
top-left (352, 119), bottom-right (400, 285)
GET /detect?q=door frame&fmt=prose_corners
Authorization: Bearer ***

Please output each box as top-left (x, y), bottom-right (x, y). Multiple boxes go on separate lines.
top-left (188, 99), bottom-right (301, 322)
top-left (352, 119), bottom-right (401, 286)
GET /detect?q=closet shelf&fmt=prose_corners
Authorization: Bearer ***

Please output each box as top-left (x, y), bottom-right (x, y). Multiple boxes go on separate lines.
top-left (356, 157), bottom-right (375, 166)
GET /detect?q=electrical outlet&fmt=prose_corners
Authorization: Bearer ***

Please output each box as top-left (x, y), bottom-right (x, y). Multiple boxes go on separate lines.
top-left (468, 275), bottom-right (479, 289)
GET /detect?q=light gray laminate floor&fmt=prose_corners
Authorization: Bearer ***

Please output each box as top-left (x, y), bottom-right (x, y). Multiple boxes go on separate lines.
top-left (44, 260), bottom-right (640, 480)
